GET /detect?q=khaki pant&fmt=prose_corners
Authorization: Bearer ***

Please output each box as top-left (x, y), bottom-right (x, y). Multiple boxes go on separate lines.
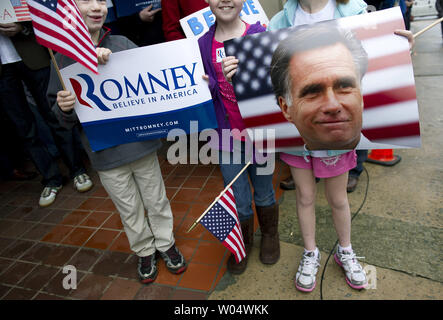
top-left (98, 152), bottom-right (174, 257)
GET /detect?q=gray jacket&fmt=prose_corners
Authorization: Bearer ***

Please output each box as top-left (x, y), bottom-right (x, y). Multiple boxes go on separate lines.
top-left (47, 28), bottom-right (161, 171)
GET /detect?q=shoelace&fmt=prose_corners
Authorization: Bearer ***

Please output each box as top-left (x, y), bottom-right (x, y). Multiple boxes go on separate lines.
top-left (75, 174), bottom-right (86, 184)
top-left (339, 251), bottom-right (365, 272)
top-left (300, 253), bottom-right (319, 274)
top-left (165, 247), bottom-right (180, 263)
top-left (41, 187), bottom-right (58, 198)
top-left (141, 256), bottom-right (152, 268)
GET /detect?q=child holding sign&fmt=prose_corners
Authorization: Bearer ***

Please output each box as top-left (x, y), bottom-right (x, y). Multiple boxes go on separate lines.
top-left (198, 0), bottom-right (278, 275)
top-left (268, 0), bottom-right (413, 293)
top-left (47, 0), bottom-right (186, 285)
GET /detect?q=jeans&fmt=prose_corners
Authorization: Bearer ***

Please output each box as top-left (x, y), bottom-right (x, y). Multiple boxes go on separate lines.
top-left (0, 62), bottom-right (85, 186)
top-left (219, 148), bottom-right (276, 222)
top-left (25, 86), bottom-right (60, 158)
top-left (349, 150), bottom-right (368, 178)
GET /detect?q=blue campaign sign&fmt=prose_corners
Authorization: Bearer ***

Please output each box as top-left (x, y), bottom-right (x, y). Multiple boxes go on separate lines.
top-left (113, 0), bottom-right (161, 18)
top-left (180, 0), bottom-right (269, 38)
top-left (81, 101), bottom-right (215, 151)
top-left (60, 38), bottom-right (217, 152)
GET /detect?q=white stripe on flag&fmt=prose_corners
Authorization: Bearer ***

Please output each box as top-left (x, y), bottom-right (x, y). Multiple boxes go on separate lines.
top-left (222, 192), bottom-right (237, 214)
top-left (30, 12), bottom-right (96, 61)
top-left (233, 225), bottom-right (244, 249)
top-left (28, 0), bottom-right (94, 50)
top-left (32, 28), bottom-right (97, 72)
top-left (236, 95), bottom-right (279, 119)
top-left (362, 64), bottom-right (415, 95)
top-left (337, 7), bottom-right (402, 30)
top-left (362, 100), bottom-right (420, 130)
top-left (228, 230), bottom-right (245, 258)
top-left (232, 225), bottom-right (246, 253)
top-left (59, 0), bottom-right (91, 37)
top-left (224, 237), bottom-right (241, 262)
top-left (361, 34), bottom-right (410, 60)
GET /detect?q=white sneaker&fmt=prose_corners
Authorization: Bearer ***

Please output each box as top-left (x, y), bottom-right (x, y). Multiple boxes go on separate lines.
top-left (295, 250), bottom-right (321, 292)
top-left (39, 185), bottom-right (62, 207)
top-left (74, 173), bottom-right (93, 192)
top-left (334, 249), bottom-right (368, 289)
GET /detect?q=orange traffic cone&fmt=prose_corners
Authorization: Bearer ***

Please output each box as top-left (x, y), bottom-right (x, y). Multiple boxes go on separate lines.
top-left (366, 149), bottom-right (401, 166)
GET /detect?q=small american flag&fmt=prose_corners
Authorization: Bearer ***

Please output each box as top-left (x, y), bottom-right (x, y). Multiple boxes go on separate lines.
top-left (27, 0), bottom-right (98, 74)
top-left (11, 0), bottom-right (31, 22)
top-left (200, 187), bottom-right (246, 263)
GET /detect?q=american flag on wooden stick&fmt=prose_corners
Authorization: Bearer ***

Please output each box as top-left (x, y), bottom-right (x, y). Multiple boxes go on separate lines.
top-left (200, 187), bottom-right (246, 263)
top-left (224, 7), bottom-right (421, 152)
top-left (11, 0), bottom-right (31, 22)
top-left (27, 0), bottom-right (98, 74)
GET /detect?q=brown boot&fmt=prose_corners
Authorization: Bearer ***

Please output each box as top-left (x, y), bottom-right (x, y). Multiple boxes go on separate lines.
top-left (256, 204), bottom-right (280, 264)
top-left (279, 175), bottom-right (295, 190)
top-left (227, 216), bottom-right (253, 274)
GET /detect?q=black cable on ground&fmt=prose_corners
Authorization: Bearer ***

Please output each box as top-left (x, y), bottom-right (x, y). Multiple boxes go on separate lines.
top-left (319, 166), bottom-right (370, 300)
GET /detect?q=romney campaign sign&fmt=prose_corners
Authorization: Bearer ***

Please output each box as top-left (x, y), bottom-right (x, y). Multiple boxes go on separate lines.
top-left (224, 7), bottom-right (421, 152)
top-left (60, 38), bottom-right (217, 152)
top-left (180, 0), bottom-right (269, 39)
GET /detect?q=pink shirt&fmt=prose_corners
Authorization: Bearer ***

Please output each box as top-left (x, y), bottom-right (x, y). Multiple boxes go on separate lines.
top-left (211, 24), bottom-right (250, 141)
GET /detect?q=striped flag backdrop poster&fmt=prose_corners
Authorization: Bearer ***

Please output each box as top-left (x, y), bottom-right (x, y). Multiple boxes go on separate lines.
top-left (0, 0), bottom-right (31, 23)
top-left (11, 0), bottom-right (31, 21)
top-left (200, 187), bottom-right (246, 263)
top-left (27, 0), bottom-right (98, 74)
top-left (224, 7), bottom-right (421, 152)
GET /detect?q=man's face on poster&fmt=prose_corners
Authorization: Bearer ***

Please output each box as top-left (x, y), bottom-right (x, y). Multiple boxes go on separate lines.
top-left (279, 42), bottom-right (364, 150)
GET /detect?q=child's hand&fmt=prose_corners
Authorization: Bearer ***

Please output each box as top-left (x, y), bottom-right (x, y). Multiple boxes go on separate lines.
top-left (96, 47), bottom-right (112, 64)
top-left (202, 74), bottom-right (209, 82)
top-left (0, 23), bottom-right (23, 37)
top-left (139, 4), bottom-right (162, 23)
top-left (222, 56), bottom-right (239, 83)
top-left (394, 29), bottom-right (414, 50)
top-left (57, 90), bottom-right (76, 113)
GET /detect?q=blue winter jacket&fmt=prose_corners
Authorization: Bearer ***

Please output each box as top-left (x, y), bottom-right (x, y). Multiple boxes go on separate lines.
top-left (268, 0), bottom-right (367, 31)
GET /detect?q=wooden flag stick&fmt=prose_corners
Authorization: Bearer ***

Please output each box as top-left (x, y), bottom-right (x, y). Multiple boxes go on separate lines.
top-left (413, 17), bottom-right (443, 38)
top-left (186, 161), bottom-right (252, 233)
top-left (48, 48), bottom-right (66, 90)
